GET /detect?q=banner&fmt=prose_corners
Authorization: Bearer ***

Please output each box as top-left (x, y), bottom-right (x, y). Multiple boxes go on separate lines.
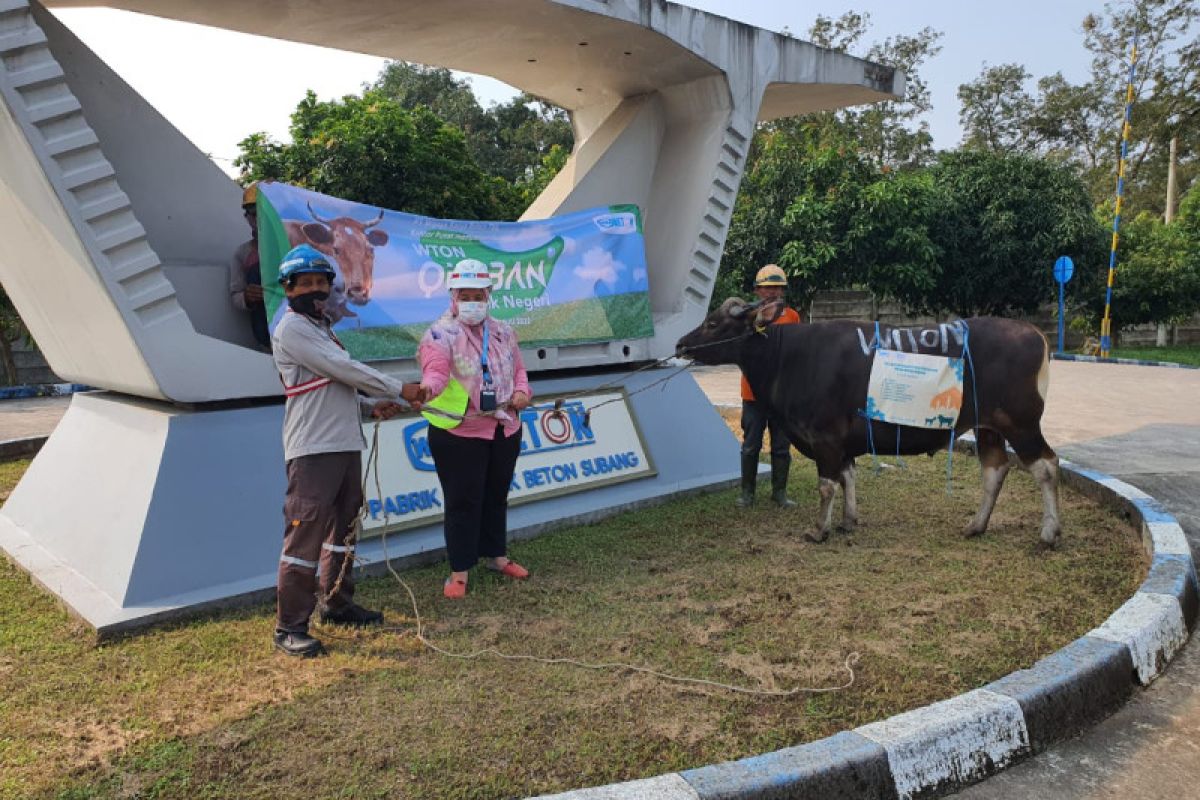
top-left (256, 183), bottom-right (654, 360)
top-left (359, 390), bottom-right (656, 533)
top-left (864, 350), bottom-right (964, 429)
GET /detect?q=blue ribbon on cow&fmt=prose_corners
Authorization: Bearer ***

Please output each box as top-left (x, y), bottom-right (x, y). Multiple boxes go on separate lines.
top-left (944, 320), bottom-right (981, 494)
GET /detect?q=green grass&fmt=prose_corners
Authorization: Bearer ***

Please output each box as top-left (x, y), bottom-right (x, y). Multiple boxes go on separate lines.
top-left (1112, 344), bottom-right (1200, 366)
top-left (0, 444), bottom-right (1146, 800)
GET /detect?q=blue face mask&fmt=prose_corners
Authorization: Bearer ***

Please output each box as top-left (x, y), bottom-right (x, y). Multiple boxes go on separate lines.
top-left (457, 301), bottom-right (488, 325)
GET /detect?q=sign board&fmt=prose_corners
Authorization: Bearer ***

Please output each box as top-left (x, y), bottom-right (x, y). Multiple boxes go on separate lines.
top-left (864, 350), bottom-right (965, 429)
top-left (360, 390), bottom-right (656, 533)
top-left (256, 183), bottom-right (654, 360)
top-left (1053, 255), bottom-right (1075, 284)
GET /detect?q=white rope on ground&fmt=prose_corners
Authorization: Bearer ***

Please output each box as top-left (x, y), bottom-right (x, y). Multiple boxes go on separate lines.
top-left (319, 416), bottom-right (860, 699)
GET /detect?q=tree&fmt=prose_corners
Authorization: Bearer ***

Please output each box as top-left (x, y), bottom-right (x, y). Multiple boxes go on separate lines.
top-left (918, 151), bottom-right (1108, 317)
top-left (0, 286), bottom-right (28, 386)
top-left (235, 90), bottom-right (522, 220)
top-left (805, 12), bottom-right (944, 168)
top-left (958, 1), bottom-right (1199, 213)
top-left (370, 62), bottom-right (573, 184)
top-left (1081, 184), bottom-right (1200, 330)
top-left (957, 64), bottom-right (1035, 152)
top-left (719, 120), bottom-right (873, 308)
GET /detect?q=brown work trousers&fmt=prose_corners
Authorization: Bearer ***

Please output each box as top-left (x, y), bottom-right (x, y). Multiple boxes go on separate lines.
top-left (276, 451), bottom-right (363, 633)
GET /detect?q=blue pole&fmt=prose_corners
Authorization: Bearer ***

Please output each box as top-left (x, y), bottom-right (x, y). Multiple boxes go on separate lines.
top-left (1058, 280), bottom-right (1065, 354)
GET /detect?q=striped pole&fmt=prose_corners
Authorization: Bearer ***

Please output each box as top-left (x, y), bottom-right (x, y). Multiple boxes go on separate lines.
top-left (1100, 36), bottom-right (1139, 357)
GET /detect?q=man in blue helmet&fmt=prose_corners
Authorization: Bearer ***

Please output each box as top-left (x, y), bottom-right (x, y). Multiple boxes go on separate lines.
top-left (271, 243), bottom-right (424, 658)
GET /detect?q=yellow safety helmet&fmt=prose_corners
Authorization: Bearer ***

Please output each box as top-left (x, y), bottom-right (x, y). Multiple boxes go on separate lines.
top-left (241, 182), bottom-right (258, 208)
top-left (754, 264), bottom-right (788, 287)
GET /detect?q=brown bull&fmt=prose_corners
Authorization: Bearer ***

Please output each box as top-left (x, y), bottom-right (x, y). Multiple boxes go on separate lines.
top-left (676, 299), bottom-right (1062, 546)
top-left (284, 201), bottom-right (388, 305)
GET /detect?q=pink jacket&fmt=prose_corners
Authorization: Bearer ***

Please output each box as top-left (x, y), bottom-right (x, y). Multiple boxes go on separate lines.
top-left (418, 311), bottom-right (531, 440)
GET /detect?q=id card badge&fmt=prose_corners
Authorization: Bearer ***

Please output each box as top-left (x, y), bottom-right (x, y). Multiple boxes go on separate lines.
top-left (479, 371), bottom-right (498, 412)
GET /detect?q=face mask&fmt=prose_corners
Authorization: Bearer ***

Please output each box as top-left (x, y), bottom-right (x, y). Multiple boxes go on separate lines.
top-left (288, 290), bottom-right (329, 319)
top-left (457, 301), bottom-right (488, 325)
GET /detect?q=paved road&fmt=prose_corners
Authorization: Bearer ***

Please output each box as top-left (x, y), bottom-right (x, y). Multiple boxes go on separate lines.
top-left (0, 395), bottom-right (70, 441)
top-left (2, 362), bottom-right (1197, 798)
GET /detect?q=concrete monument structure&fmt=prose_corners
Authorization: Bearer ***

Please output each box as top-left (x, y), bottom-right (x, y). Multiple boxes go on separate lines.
top-left (0, 0), bottom-right (902, 632)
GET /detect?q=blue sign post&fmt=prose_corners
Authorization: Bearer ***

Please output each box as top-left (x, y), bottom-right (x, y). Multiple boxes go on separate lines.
top-left (1053, 256), bottom-right (1075, 354)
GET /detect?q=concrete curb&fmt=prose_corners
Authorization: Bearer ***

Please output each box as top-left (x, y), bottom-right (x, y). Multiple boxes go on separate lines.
top-left (1051, 353), bottom-right (1199, 370)
top-left (531, 462), bottom-right (1197, 800)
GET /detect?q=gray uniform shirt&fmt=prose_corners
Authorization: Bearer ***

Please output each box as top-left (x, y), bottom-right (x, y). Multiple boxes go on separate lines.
top-left (272, 311), bottom-right (408, 461)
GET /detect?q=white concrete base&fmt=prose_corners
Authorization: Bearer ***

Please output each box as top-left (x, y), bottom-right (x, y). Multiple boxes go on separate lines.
top-left (0, 370), bottom-right (741, 634)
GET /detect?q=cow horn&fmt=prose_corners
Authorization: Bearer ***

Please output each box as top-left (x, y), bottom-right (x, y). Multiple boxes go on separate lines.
top-left (364, 208), bottom-right (385, 228)
top-left (307, 201), bottom-right (333, 225)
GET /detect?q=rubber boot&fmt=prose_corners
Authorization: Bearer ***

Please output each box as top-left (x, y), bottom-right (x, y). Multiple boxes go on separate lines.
top-left (771, 455), bottom-right (797, 508)
top-left (318, 602), bottom-right (384, 627)
top-left (735, 452), bottom-right (758, 507)
top-left (273, 629), bottom-right (326, 658)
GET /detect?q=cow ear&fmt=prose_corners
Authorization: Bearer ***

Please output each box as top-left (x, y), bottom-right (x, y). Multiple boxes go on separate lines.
top-left (302, 222), bottom-right (333, 244)
top-left (366, 229), bottom-right (389, 247)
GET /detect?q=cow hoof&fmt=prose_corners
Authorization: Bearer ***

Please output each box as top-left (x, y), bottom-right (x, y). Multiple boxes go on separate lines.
top-left (805, 529), bottom-right (830, 544)
top-left (1040, 526), bottom-right (1061, 548)
top-left (963, 522), bottom-right (986, 538)
top-left (838, 518), bottom-right (857, 533)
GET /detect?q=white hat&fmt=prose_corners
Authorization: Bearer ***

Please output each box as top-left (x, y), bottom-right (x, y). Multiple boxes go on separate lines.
top-left (447, 258), bottom-right (493, 290)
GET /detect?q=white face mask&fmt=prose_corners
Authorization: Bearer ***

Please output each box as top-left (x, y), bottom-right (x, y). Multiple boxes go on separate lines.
top-left (457, 301), bottom-right (488, 325)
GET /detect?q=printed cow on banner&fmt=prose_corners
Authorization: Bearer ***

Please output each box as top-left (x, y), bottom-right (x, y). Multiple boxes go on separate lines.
top-left (284, 201), bottom-right (389, 322)
top-left (676, 300), bottom-right (1061, 547)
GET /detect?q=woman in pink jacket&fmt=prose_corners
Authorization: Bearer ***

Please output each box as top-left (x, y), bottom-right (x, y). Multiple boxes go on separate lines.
top-left (418, 259), bottom-right (533, 599)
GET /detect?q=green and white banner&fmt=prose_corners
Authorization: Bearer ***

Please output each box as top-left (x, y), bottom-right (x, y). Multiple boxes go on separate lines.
top-left (257, 183), bottom-right (654, 360)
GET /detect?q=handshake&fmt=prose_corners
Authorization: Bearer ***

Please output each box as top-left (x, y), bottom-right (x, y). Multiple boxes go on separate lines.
top-left (369, 384), bottom-right (531, 421)
top-left (369, 383), bottom-right (431, 421)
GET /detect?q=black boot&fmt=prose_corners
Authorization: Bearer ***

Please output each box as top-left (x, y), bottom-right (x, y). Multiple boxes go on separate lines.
top-left (318, 602), bottom-right (384, 627)
top-left (771, 455), bottom-right (797, 508)
top-left (736, 452), bottom-right (758, 507)
top-left (273, 629), bottom-right (326, 658)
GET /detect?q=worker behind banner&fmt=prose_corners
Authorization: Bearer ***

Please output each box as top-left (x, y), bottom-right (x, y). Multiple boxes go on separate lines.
top-left (254, 182), bottom-right (655, 360)
top-left (360, 390), bottom-right (656, 534)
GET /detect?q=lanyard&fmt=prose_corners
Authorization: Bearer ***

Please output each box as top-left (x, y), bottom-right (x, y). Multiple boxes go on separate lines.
top-left (480, 324), bottom-right (492, 384)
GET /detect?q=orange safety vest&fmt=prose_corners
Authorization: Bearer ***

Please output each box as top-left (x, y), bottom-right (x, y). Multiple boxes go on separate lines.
top-left (740, 306), bottom-right (802, 402)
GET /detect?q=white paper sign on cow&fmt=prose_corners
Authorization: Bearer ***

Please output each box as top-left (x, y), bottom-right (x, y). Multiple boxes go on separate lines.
top-left (865, 350), bottom-right (965, 429)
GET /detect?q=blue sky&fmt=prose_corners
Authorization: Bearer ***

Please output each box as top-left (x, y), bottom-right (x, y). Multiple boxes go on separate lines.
top-left (53, 1), bottom-right (1103, 174)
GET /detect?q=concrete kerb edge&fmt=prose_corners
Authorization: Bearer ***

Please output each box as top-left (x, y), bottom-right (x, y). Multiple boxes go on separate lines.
top-left (532, 462), bottom-right (1197, 800)
top-left (1051, 353), bottom-right (1200, 370)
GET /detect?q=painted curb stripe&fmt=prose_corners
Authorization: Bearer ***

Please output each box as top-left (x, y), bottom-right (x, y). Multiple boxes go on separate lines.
top-left (984, 636), bottom-right (1133, 754)
top-left (679, 731), bottom-right (897, 800)
top-left (1141, 554), bottom-right (1200, 630)
top-left (1051, 354), bottom-right (1199, 370)
top-left (855, 689), bottom-right (1030, 799)
top-left (532, 774), bottom-right (699, 799)
top-left (1089, 592), bottom-right (1188, 685)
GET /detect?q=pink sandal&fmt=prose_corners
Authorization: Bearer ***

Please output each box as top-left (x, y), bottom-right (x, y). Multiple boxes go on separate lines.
top-left (443, 577), bottom-right (467, 599)
top-left (489, 560), bottom-right (529, 580)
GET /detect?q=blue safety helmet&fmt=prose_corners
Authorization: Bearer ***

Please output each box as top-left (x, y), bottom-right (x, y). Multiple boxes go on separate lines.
top-left (277, 244), bottom-right (335, 286)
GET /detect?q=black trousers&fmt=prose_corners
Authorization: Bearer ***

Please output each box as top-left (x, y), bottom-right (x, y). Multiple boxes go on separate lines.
top-left (428, 424), bottom-right (522, 572)
top-left (277, 451), bottom-right (362, 633)
top-left (740, 400), bottom-right (791, 459)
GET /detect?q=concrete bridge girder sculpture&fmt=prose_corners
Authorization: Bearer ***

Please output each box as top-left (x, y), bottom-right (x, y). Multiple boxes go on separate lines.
top-left (0, 0), bottom-right (902, 631)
